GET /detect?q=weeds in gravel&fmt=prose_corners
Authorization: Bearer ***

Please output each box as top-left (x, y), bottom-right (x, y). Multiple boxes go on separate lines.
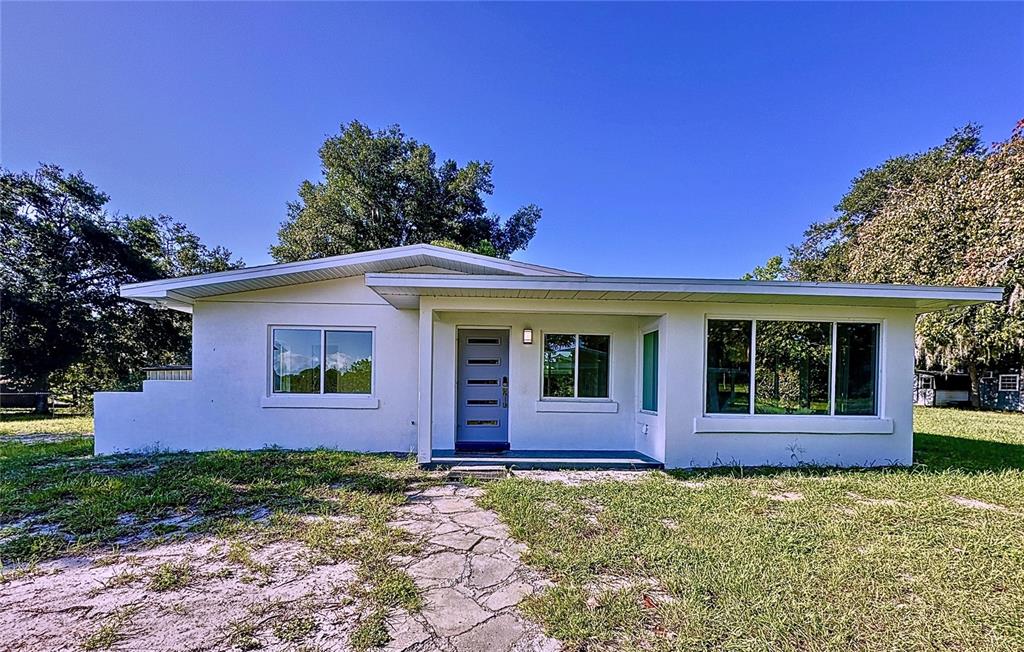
top-left (81, 604), bottom-right (139, 650)
top-left (149, 561), bottom-right (193, 591)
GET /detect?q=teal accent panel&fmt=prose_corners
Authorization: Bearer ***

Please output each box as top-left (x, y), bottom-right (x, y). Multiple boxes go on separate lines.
top-left (643, 330), bottom-right (659, 412)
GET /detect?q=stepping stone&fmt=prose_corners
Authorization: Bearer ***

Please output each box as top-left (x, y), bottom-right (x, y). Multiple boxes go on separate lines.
top-left (408, 551), bottom-right (466, 582)
top-left (452, 613), bottom-right (526, 652)
top-left (451, 510), bottom-right (499, 529)
top-left (469, 556), bottom-right (516, 589)
top-left (430, 531), bottom-right (482, 551)
top-left (433, 497), bottom-right (477, 514)
top-left (421, 588), bottom-right (493, 637)
top-left (475, 523), bottom-right (510, 539)
top-left (384, 611), bottom-right (431, 651)
top-left (484, 581), bottom-right (535, 611)
top-left (472, 538), bottom-right (502, 555)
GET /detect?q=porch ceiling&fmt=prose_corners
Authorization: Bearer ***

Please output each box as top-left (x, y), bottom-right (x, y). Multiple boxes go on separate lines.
top-left (365, 273), bottom-right (1004, 312)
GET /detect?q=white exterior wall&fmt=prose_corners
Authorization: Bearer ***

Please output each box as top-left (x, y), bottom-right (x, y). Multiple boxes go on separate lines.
top-left (95, 276), bottom-right (420, 454)
top-left (660, 302), bottom-right (915, 468)
top-left (429, 311), bottom-right (641, 453)
top-left (415, 296), bottom-right (917, 468)
top-left (96, 274), bottom-right (918, 468)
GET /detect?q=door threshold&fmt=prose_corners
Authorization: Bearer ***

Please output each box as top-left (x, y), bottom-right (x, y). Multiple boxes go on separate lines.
top-left (454, 442), bottom-right (511, 453)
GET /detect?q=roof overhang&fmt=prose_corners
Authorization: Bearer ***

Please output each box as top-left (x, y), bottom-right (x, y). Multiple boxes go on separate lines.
top-left (364, 273), bottom-right (1004, 312)
top-left (120, 244), bottom-right (581, 312)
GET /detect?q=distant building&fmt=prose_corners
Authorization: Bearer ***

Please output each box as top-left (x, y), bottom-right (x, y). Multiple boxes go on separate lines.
top-left (914, 369), bottom-right (1023, 412)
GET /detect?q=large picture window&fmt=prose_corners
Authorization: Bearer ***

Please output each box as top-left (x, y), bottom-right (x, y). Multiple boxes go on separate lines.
top-left (835, 323), bottom-right (879, 415)
top-left (543, 334), bottom-right (610, 399)
top-left (754, 321), bottom-right (831, 415)
top-left (273, 328), bottom-right (373, 395)
top-left (705, 319), bottom-right (879, 416)
top-left (706, 320), bottom-right (752, 414)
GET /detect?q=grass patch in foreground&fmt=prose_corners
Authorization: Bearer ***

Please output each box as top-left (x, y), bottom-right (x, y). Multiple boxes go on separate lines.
top-left (481, 407), bottom-right (1024, 651)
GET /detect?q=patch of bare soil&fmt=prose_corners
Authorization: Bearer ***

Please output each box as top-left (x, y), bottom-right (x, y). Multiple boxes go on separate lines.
top-left (948, 495), bottom-right (1009, 512)
top-left (511, 470), bottom-right (658, 485)
top-left (846, 492), bottom-right (901, 507)
top-left (752, 490), bottom-right (804, 502)
top-left (0, 536), bottom-right (360, 651)
top-left (3, 433), bottom-right (92, 445)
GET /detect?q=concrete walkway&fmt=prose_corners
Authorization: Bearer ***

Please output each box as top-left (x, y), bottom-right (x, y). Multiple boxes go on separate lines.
top-left (386, 484), bottom-right (561, 652)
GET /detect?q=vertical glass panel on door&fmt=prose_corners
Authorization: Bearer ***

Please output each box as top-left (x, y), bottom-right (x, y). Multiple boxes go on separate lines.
top-left (578, 335), bottom-right (611, 398)
top-left (754, 321), bottom-right (831, 415)
top-left (273, 329), bottom-right (321, 393)
top-left (324, 330), bottom-right (373, 394)
top-left (642, 331), bottom-right (659, 412)
top-left (543, 334), bottom-right (576, 398)
top-left (835, 323), bottom-right (878, 415)
top-left (706, 320), bottom-right (752, 414)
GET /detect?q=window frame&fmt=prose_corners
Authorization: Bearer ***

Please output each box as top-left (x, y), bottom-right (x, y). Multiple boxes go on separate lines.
top-left (702, 315), bottom-right (883, 418)
top-left (269, 325), bottom-right (375, 397)
top-left (919, 375), bottom-right (935, 390)
top-left (540, 332), bottom-right (613, 401)
top-left (998, 374), bottom-right (1020, 392)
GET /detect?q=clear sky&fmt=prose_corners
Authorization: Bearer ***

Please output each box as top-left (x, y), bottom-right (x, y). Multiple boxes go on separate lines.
top-left (3, 2), bottom-right (1022, 278)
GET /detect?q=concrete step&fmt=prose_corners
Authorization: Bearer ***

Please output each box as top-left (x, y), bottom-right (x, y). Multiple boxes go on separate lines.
top-left (446, 465), bottom-right (509, 482)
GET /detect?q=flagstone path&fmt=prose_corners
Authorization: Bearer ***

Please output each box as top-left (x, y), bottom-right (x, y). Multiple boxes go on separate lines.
top-left (385, 484), bottom-right (561, 652)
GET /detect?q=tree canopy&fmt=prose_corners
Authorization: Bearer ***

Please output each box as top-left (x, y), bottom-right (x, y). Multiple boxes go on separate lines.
top-left (271, 121), bottom-right (541, 262)
top-left (753, 122), bottom-right (1024, 404)
top-left (0, 165), bottom-right (242, 406)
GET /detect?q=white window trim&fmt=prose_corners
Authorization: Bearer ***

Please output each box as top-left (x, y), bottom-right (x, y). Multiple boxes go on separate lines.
top-left (539, 332), bottom-right (613, 401)
top-left (701, 315), bottom-right (884, 421)
top-left (919, 375), bottom-right (935, 390)
top-left (267, 325), bottom-right (376, 402)
top-left (998, 374), bottom-right (1020, 392)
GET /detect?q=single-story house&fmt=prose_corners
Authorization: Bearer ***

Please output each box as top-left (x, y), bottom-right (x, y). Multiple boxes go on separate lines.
top-left (95, 244), bottom-right (1002, 469)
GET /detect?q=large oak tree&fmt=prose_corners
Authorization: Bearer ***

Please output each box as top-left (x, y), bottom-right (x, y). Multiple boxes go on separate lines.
top-left (772, 122), bottom-right (1024, 405)
top-left (271, 121), bottom-right (541, 262)
top-left (0, 165), bottom-right (242, 410)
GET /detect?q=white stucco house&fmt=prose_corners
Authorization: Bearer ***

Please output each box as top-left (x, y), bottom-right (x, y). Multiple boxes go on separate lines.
top-left (95, 244), bottom-right (1002, 469)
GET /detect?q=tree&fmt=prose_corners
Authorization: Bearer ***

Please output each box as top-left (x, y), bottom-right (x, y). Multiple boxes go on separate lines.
top-left (271, 121), bottom-right (541, 262)
top-left (0, 165), bottom-right (242, 411)
top-left (844, 123), bottom-right (1024, 405)
top-left (56, 214), bottom-right (244, 402)
top-left (741, 255), bottom-right (786, 281)
top-left (787, 125), bottom-right (986, 282)
top-left (781, 122), bottom-right (1022, 407)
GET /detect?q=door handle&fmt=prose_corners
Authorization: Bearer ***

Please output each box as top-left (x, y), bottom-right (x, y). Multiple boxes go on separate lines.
top-left (501, 376), bottom-right (509, 408)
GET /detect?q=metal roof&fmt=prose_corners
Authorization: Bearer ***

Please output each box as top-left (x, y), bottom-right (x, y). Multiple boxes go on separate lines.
top-left (363, 273), bottom-right (1004, 312)
top-left (119, 244), bottom-right (1003, 314)
top-left (120, 244), bottom-right (581, 311)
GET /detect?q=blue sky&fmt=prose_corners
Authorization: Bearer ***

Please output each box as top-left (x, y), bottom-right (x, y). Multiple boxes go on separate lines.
top-left (3, 2), bottom-right (1021, 278)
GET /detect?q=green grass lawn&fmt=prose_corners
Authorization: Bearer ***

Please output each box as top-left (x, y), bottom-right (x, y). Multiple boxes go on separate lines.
top-left (0, 409), bottom-right (94, 436)
top-left (480, 406), bottom-right (1024, 651)
top-left (2, 406), bottom-right (1022, 650)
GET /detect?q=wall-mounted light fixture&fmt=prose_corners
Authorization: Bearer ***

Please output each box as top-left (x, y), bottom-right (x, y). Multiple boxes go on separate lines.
top-left (522, 328), bottom-right (534, 345)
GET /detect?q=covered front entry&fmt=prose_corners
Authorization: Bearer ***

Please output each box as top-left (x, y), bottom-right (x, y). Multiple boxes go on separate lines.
top-left (456, 329), bottom-right (510, 451)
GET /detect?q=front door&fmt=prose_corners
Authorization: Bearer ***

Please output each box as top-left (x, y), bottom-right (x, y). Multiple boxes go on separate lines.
top-left (456, 329), bottom-right (510, 451)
